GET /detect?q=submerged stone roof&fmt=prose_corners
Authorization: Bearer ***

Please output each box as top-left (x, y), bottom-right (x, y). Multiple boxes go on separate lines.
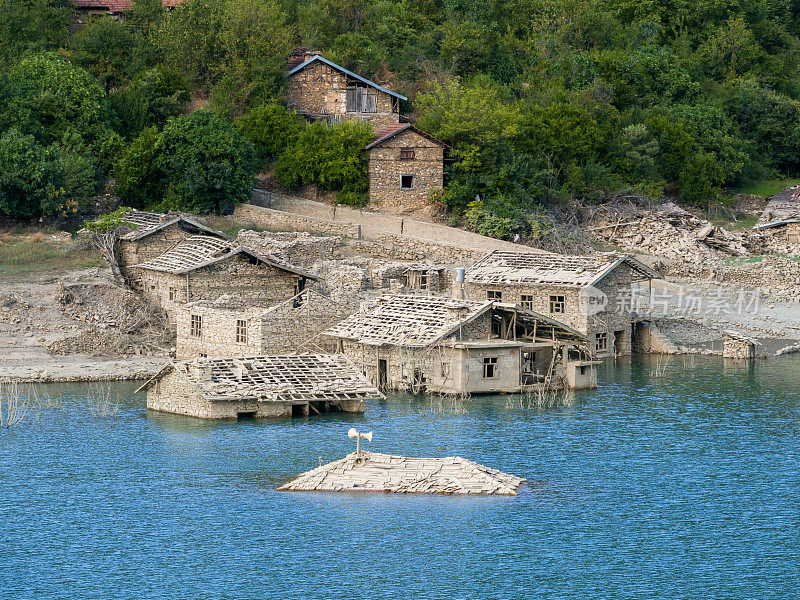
top-left (466, 251), bottom-right (660, 288)
top-left (138, 354), bottom-right (383, 403)
top-left (132, 235), bottom-right (316, 279)
top-left (322, 294), bottom-right (492, 348)
top-left (279, 451), bottom-right (526, 495)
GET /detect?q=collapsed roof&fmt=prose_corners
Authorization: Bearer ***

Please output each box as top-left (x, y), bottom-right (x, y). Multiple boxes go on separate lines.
top-left (278, 451), bottom-right (525, 495)
top-left (118, 211), bottom-right (227, 242)
top-left (466, 251), bottom-right (660, 288)
top-left (138, 354), bottom-right (383, 403)
top-left (755, 185), bottom-right (800, 229)
top-left (132, 235), bottom-right (316, 279)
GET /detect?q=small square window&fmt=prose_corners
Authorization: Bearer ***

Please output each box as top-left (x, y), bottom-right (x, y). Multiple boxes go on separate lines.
top-left (549, 295), bottom-right (565, 313)
top-left (483, 357), bottom-right (498, 379)
top-left (521, 294), bottom-right (534, 310)
top-left (595, 332), bottom-right (608, 353)
top-left (400, 175), bottom-right (414, 189)
top-left (400, 147), bottom-right (415, 160)
top-left (235, 319), bottom-right (247, 344)
top-left (190, 314), bottom-right (202, 338)
top-left (487, 290), bottom-right (502, 301)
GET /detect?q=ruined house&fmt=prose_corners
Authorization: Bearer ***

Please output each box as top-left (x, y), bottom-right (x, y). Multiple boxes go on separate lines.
top-left (754, 185), bottom-right (800, 244)
top-left (323, 294), bottom-right (592, 395)
top-left (464, 251), bottom-right (661, 357)
top-left (116, 211), bottom-right (227, 287)
top-left (286, 51), bottom-right (406, 127)
top-left (723, 331), bottom-right (759, 359)
top-left (138, 354), bottom-right (383, 419)
top-left (364, 124), bottom-right (448, 213)
top-left (402, 265), bottom-right (449, 294)
top-left (175, 289), bottom-right (351, 359)
top-left (131, 235), bottom-right (317, 320)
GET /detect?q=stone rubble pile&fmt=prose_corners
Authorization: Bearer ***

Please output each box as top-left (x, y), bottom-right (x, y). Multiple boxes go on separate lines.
top-left (590, 202), bottom-right (755, 262)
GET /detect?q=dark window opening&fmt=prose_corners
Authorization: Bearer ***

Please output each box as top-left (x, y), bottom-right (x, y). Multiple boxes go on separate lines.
top-left (487, 290), bottom-right (502, 301)
top-left (483, 357), bottom-right (498, 379)
top-left (400, 175), bottom-right (414, 189)
top-left (237, 411), bottom-right (256, 420)
top-left (549, 295), bottom-right (565, 313)
top-left (291, 404), bottom-right (308, 418)
top-left (521, 294), bottom-right (534, 310)
top-left (596, 332), bottom-right (608, 353)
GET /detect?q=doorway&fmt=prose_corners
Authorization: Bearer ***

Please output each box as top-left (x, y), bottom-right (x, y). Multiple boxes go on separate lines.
top-left (614, 330), bottom-right (625, 356)
top-left (377, 359), bottom-right (388, 391)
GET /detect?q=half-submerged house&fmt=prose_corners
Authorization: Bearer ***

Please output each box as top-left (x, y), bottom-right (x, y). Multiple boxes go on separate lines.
top-left (364, 124), bottom-right (448, 213)
top-left (139, 354), bottom-right (383, 419)
top-left (464, 251), bottom-right (661, 357)
top-left (115, 211), bottom-right (228, 286)
top-left (175, 289), bottom-right (350, 359)
top-left (323, 294), bottom-right (592, 394)
top-left (131, 235), bottom-right (317, 319)
top-left (286, 50), bottom-right (406, 127)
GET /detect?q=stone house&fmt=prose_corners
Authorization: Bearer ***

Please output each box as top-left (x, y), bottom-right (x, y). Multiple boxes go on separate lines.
top-left (131, 235), bottom-right (317, 320)
top-left (464, 251), bottom-right (661, 357)
top-left (286, 51), bottom-right (406, 128)
top-left (322, 294), bottom-right (592, 395)
top-left (116, 211), bottom-right (227, 287)
top-left (723, 330), bottom-right (759, 359)
top-left (70, 0), bottom-right (183, 19)
top-left (138, 354), bottom-right (383, 420)
top-left (364, 124), bottom-right (448, 214)
top-left (175, 289), bottom-right (350, 359)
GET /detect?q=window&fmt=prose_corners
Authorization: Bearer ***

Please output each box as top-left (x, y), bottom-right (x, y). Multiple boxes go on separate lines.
top-left (190, 314), bottom-right (202, 338)
top-left (235, 319), bottom-right (247, 344)
top-left (168, 288), bottom-right (177, 301)
top-left (549, 295), bottom-right (565, 313)
top-left (346, 87), bottom-right (377, 113)
top-left (521, 295), bottom-right (534, 310)
top-left (487, 290), bottom-right (502, 301)
top-left (419, 272), bottom-right (428, 290)
top-left (595, 332), bottom-right (608, 353)
top-left (400, 175), bottom-right (414, 189)
top-left (483, 357), bottom-right (498, 379)
top-left (400, 147), bottom-right (415, 160)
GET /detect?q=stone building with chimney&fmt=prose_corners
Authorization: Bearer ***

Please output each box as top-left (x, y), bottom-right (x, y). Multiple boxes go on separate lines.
top-left (286, 51), bottom-right (406, 128)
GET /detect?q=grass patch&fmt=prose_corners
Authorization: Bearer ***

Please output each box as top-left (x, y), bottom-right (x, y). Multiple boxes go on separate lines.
top-left (724, 255), bottom-right (764, 265)
top-left (0, 239), bottom-right (104, 279)
top-left (736, 178), bottom-right (800, 199)
top-left (709, 214), bottom-right (758, 230)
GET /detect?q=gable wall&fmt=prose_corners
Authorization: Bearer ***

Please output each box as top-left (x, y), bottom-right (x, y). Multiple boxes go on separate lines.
top-left (366, 129), bottom-right (444, 214)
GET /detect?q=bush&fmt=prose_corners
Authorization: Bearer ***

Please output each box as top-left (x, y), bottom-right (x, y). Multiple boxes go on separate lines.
top-left (236, 102), bottom-right (301, 167)
top-left (274, 121), bottom-right (372, 204)
top-left (114, 127), bottom-right (161, 209)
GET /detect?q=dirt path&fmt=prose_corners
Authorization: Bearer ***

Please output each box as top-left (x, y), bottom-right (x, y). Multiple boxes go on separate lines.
top-left (0, 267), bottom-right (168, 383)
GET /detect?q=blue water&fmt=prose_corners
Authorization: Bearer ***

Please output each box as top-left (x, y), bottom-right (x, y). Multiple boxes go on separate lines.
top-left (1, 356), bottom-right (799, 599)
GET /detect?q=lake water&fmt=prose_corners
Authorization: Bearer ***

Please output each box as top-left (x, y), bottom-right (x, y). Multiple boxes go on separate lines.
top-left (1, 355), bottom-right (798, 599)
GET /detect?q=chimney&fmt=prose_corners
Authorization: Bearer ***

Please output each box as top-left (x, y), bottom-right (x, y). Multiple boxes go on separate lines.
top-left (451, 267), bottom-right (466, 300)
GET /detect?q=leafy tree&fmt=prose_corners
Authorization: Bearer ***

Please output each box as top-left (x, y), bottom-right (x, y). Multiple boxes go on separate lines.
top-left (0, 51), bottom-right (113, 151)
top-left (274, 121), bottom-right (372, 204)
top-left (0, 129), bottom-right (96, 218)
top-left (235, 102), bottom-right (302, 166)
top-left (0, 0), bottom-right (70, 66)
top-left (70, 18), bottom-right (143, 93)
top-left (109, 67), bottom-right (191, 139)
top-left (113, 127), bottom-right (162, 209)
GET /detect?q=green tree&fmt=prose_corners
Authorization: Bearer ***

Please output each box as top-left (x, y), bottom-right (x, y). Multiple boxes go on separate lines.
top-left (113, 127), bottom-right (162, 209)
top-left (0, 0), bottom-right (70, 66)
top-left (236, 102), bottom-right (302, 167)
top-left (155, 111), bottom-right (257, 213)
top-left (71, 18), bottom-right (143, 93)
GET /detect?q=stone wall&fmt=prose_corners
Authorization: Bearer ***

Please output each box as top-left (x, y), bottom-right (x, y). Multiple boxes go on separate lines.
top-left (135, 255), bottom-right (302, 321)
top-left (631, 321), bottom-right (679, 355)
top-left (286, 60), bottom-right (399, 128)
top-left (234, 203), bottom-right (362, 239)
top-left (236, 230), bottom-right (341, 266)
top-left (247, 193), bottom-right (542, 254)
top-left (366, 129), bottom-right (444, 214)
top-left (723, 336), bottom-right (756, 359)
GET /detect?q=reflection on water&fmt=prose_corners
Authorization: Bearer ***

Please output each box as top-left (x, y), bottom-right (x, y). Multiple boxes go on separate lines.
top-left (1, 356), bottom-right (798, 599)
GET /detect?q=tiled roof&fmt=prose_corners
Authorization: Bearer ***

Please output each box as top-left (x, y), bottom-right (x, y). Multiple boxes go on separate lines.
top-left (466, 251), bottom-right (660, 287)
top-left (71, 0), bottom-right (184, 11)
top-left (365, 123), bottom-right (449, 150)
top-left (287, 55), bottom-right (407, 101)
